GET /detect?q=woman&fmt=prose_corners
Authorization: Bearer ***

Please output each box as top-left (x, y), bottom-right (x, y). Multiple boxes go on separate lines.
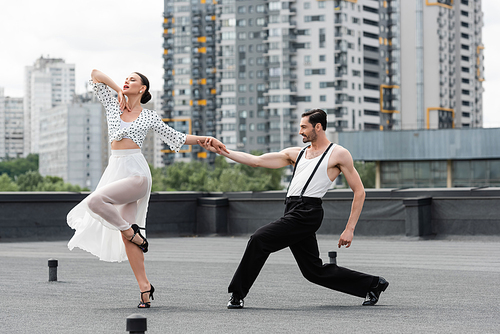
top-left (67, 69), bottom-right (227, 308)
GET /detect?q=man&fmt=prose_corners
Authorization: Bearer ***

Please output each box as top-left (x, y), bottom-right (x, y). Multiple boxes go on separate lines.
top-left (199, 109), bottom-right (388, 309)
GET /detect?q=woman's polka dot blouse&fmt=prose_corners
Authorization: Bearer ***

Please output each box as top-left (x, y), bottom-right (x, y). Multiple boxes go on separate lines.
top-left (90, 80), bottom-right (187, 152)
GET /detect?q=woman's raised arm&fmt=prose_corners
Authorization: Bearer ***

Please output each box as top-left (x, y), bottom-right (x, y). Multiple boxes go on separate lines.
top-left (91, 69), bottom-right (128, 111)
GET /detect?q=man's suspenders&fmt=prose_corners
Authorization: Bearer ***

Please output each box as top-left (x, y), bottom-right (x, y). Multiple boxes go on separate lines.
top-left (286, 142), bottom-right (334, 200)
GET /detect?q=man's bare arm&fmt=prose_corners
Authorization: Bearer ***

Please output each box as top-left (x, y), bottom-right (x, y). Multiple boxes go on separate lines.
top-left (198, 140), bottom-right (300, 169)
top-left (335, 147), bottom-right (366, 248)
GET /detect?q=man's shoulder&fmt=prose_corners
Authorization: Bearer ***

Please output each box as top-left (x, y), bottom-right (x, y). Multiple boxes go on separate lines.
top-left (328, 144), bottom-right (352, 166)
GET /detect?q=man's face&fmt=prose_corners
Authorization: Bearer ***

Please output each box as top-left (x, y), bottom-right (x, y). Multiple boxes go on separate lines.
top-left (299, 116), bottom-right (317, 143)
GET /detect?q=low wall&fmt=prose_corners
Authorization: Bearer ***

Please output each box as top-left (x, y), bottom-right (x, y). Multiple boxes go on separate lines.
top-left (1, 188), bottom-right (499, 241)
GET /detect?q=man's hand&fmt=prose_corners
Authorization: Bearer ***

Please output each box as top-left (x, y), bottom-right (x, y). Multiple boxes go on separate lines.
top-left (338, 229), bottom-right (354, 248)
top-left (198, 138), bottom-right (230, 154)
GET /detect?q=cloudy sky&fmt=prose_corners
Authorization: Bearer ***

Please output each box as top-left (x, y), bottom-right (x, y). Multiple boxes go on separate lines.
top-left (1, 0), bottom-right (499, 127)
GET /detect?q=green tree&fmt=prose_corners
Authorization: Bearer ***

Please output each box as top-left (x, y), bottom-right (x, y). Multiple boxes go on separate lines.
top-left (15, 171), bottom-right (87, 192)
top-left (0, 154), bottom-right (39, 178)
top-left (16, 171), bottom-right (44, 191)
top-left (151, 154), bottom-right (285, 192)
top-left (0, 173), bottom-right (19, 191)
top-left (354, 161), bottom-right (376, 188)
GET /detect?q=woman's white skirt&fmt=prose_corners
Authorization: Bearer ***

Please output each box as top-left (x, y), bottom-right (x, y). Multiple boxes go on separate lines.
top-left (67, 149), bottom-right (152, 262)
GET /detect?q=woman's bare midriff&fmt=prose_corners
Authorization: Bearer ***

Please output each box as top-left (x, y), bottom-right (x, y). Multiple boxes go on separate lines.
top-left (111, 139), bottom-right (140, 150)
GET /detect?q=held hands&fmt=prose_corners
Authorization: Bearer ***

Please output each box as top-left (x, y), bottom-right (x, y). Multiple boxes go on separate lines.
top-left (338, 229), bottom-right (354, 248)
top-left (197, 137), bottom-right (230, 155)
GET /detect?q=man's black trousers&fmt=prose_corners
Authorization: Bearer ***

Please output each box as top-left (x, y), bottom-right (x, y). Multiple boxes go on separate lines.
top-left (228, 196), bottom-right (376, 299)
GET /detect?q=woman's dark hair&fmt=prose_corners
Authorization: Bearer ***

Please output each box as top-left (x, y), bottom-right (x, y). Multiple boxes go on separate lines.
top-left (301, 108), bottom-right (327, 130)
top-left (134, 72), bottom-right (152, 104)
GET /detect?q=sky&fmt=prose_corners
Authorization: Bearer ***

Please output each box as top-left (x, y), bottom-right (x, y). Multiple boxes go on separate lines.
top-left (1, 0), bottom-right (499, 127)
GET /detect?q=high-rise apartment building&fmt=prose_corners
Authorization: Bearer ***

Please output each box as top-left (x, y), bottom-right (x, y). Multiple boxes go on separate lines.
top-left (24, 56), bottom-right (75, 156)
top-left (162, 0), bottom-right (483, 162)
top-left (0, 88), bottom-right (24, 159)
top-left (39, 102), bottom-right (103, 190)
top-left (381, 0), bottom-right (483, 130)
top-left (163, 1), bottom-right (218, 164)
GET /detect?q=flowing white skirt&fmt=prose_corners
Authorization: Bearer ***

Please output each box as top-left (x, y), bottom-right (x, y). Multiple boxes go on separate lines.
top-left (67, 149), bottom-right (152, 262)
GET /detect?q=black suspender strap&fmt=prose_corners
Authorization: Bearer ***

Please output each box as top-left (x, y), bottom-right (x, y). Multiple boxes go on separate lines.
top-left (299, 142), bottom-right (334, 198)
top-left (285, 146), bottom-right (309, 200)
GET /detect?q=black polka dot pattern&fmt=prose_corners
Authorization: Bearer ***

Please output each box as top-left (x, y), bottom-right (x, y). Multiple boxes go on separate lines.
top-left (90, 80), bottom-right (187, 152)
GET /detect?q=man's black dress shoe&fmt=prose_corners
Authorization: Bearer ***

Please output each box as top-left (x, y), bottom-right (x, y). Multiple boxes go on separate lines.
top-left (362, 277), bottom-right (389, 306)
top-left (227, 294), bottom-right (244, 309)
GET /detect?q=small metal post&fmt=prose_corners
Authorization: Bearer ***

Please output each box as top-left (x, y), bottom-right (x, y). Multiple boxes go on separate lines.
top-left (328, 251), bottom-right (337, 265)
top-left (126, 314), bottom-right (147, 334)
top-left (48, 259), bottom-right (58, 282)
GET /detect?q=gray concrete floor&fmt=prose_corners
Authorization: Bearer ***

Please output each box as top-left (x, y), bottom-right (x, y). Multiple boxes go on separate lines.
top-left (1, 235), bottom-right (499, 333)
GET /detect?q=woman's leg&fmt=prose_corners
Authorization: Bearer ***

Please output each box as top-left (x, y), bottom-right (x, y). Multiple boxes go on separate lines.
top-left (119, 202), bottom-right (152, 304)
top-left (87, 176), bottom-right (148, 230)
top-left (87, 175), bottom-right (153, 303)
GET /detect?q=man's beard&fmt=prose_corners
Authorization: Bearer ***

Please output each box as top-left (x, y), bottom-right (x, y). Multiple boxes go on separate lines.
top-left (302, 129), bottom-right (317, 143)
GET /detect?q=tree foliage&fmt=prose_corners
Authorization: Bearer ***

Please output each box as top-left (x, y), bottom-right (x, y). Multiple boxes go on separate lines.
top-left (151, 154), bottom-right (285, 192)
top-left (0, 173), bottom-right (19, 191)
top-left (15, 171), bottom-right (87, 192)
top-left (0, 155), bottom-right (88, 192)
top-left (354, 161), bottom-right (376, 188)
top-left (0, 154), bottom-right (38, 178)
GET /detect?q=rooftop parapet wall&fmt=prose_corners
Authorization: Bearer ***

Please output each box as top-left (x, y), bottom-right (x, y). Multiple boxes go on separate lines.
top-left (1, 188), bottom-right (499, 241)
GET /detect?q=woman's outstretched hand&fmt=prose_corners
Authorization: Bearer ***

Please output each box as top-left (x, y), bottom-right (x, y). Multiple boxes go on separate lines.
top-left (198, 137), bottom-right (230, 154)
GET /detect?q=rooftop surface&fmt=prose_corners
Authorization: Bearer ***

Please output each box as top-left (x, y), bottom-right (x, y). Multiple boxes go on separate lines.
top-left (1, 235), bottom-right (499, 333)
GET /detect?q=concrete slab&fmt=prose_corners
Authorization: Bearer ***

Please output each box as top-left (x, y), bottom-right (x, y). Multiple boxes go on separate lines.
top-left (1, 236), bottom-right (499, 333)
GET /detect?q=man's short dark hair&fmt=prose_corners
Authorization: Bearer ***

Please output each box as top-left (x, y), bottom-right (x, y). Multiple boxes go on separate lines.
top-left (301, 109), bottom-right (327, 130)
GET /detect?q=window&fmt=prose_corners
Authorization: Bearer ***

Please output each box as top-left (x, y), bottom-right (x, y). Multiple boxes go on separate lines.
top-left (364, 70), bottom-right (379, 78)
top-left (352, 70), bottom-right (361, 77)
top-left (461, 10), bottom-right (469, 17)
top-left (305, 82), bottom-right (311, 89)
top-left (461, 44), bottom-right (470, 51)
top-left (256, 5), bottom-right (265, 12)
top-left (304, 55), bottom-right (311, 64)
top-left (363, 18), bottom-right (378, 27)
top-left (318, 1), bottom-right (325, 8)
top-left (461, 22), bottom-right (469, 28)
top-left (462, 78), bottom-right (470, 84)
top-left (363, 5), bottom-right (378, 14)
top-left (237, 19), bottom-right (246, 27)
top-left (462, 100), bottom-right (470, 106)
top-left (269, 1), bottom-right (281, 11)
top-left (304, 15), bottom-right (325, 22)
top-left (363, 31), bottom-right (378, 39)
top-left (461, 33), bottom-right (469, 39)
top-left (238, 6), bottom-right (246, 13)
top-left (462, 89), bottom-right (470, 95)
top-left (319, 55), bottom-right (326, 61)
top-left (364, 96), bottom-right (379, 103)
top-left (461, 67), bottom-right (470, 73)
top-left (320, 95), bottom-right (326, 102)
top-left (304, 2), bottom-right (310, 9)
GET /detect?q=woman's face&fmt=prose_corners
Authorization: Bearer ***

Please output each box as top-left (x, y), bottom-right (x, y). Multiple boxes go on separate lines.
top-left (123, 73), bottom-right (145, 96)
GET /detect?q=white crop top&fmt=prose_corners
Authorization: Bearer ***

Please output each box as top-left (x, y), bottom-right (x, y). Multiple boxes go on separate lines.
top-left (90, 80), bottom-right (186, 151)
top-left (286, 144), bottom-right (337, 198)
top-left (120, 119), bottom-right (132, 140)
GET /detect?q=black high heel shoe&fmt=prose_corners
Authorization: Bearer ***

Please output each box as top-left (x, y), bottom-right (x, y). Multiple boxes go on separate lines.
top-left (129, 224), bottom-right (148, 253)
top-left (138, 284), bottom-right (155, 308)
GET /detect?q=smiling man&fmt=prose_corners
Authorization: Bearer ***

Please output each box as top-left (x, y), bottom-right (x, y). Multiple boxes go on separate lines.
top-left (199, 108), bottom-right (388, 309)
